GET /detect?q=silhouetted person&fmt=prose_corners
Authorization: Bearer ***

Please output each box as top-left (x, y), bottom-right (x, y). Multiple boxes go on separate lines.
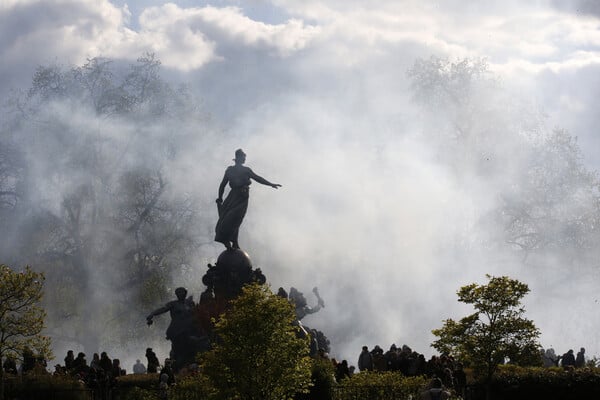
top-left (372, 346), bottom-right (387, 371)
top-left (99, 352), bottom-right (112, 373)
top-left (64, 350), bottom-right (75, 370)
top-left (133, 359), bottom-right (147, 374)
top-left (575, 347), bottom-right (585, 368)
top-left (384, 344), bottom-right (399, 371)
top-left (90, 353), bottom-right (101, 370)
top-left (442, 367), bottom-right (454, 390)
top-left (454, 363), bottom-right (467, 398)
top-left (111, 358), bottom-right (124, 378)
top-left (421, 378), bottom-right (451, 400)
top-left (159, 358), bottom-right (176, 386)
top-left (159, 373), bottom-right (170, 400)
top-left (22, 347), bottom-right (36, 373)
top-left (3, 356), bottom-right (17, 374)
top-left (543, 348), bottom-right (559, 367)
top-left (358, 346), bottom-right (373, 372)
top-left (215, 149), bottom-right (281, 250)
top-left (562, 349), bottom-right (576, 368)
top-left (72, 352), bottom-right (88, 375)
top-left (146, 348), bottom-right (160, 373)
top-left (53, 364), bottom-right (66, 376)
top-left (335, 359), bottom-right (351, 382)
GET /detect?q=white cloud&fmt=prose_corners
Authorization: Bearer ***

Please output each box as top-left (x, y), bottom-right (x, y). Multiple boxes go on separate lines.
top-left (268, 1), bottom-right (600, 76)
top-left (2, 0), bottom-right (599, 79)
top-left (0, 1), bottom-right (320, 77)
top-left (173, 5), bottom-right (320, 54)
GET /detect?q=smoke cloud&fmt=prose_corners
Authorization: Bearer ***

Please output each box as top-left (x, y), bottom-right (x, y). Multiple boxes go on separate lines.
top-left (1, 0), bottom-right (600, 370)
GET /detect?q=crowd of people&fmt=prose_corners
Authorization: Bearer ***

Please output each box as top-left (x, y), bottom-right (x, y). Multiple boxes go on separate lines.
top-left (351, 344), bottom-right (467, 396)
top-left (1, 347), bottom-right (175, 392)
top-left (340, 344), bottom-right (592, 398)
top-left (541, 347), bottom-right (588, 369)
top-left (0, 343), bottom-right (592, 399)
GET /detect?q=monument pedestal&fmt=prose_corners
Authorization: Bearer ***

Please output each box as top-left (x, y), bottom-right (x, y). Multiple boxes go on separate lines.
top-left (202, 249), bottom-right (266, 302)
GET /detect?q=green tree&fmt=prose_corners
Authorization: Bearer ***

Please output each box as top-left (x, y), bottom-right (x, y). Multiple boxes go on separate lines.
top-left (432, 275), bottom-right (540, 385)
top-left (200, 283), bottom-right (312, 400)
top-left (0, 265), bottom-right (52, 400)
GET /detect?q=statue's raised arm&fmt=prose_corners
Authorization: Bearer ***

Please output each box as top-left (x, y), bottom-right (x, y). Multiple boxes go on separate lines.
top-left (215, 149), bottom-right (281, 250)
top-left (249, 169), bottom-right (281, 189)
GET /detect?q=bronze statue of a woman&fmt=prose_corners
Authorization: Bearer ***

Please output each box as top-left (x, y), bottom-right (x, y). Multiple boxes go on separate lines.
top-left (215, 149), bottom-right (281, 250)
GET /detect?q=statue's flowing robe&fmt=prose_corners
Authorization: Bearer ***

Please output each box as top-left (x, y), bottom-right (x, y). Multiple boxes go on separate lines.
top-left (215, 166), bottom-right (252, 245)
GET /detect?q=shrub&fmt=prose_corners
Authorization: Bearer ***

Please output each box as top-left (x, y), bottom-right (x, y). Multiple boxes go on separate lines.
top-left (486, 365), bottom-right (600, 400)
top-left (116, 373), bottom-right (160, 389)
top-left (296, 357), bottom-right (336, 400)
top-left (334, 372), bottom-right (430, 400)
top-left (4, 373), bottom-right (91, 400)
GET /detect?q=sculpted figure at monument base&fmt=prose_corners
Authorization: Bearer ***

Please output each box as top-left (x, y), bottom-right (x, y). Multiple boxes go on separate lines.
top-left (146, 287), bottom-right (209, 371)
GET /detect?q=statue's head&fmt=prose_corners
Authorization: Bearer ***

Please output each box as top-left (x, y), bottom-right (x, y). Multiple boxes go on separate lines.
top-left (175, 287), bottom-right (188, 300)
top-left (234, 149), bottom-right (246, 164)
top-left (289, 287), bottom-right (307, 307)
top-left (277, 287), bottom-right (288, 299)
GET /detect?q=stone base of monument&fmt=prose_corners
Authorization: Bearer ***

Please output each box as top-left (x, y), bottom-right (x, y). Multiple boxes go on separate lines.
top-left (174, 249), bottom-right (330, 366)
top-left (202, 249), bottom-right (266, 302)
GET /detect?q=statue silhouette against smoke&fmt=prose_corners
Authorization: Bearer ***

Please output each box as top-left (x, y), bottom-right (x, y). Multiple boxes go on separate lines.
top-left (146, 287), bottom-right (207, 370)
top-left (289, 287), bottom-right (325, 320)
top-left (215, 149), bottom-right (281, 250)
top-left (282, 286), bottom-right (330, 354)
top-left (145, 151), bottom-right (333, 369)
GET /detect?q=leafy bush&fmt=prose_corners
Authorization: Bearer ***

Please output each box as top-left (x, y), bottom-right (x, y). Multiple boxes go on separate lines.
top-left (117, 386), bottom-right (158, 400)
top-left (4, 373), bottom-right (91, 400)
top-left (116, 373), bottom-right (160, 389)
top-left (199, 284), bottom-right (312, 400)
top-left (334, 372), bottom-right (430, 400)
top-left (295, 357), bottom-right (336, 400)
top-left (112, 374), bottom-right (216, 400)
top-left (485, 365), bottom-right (600, 400)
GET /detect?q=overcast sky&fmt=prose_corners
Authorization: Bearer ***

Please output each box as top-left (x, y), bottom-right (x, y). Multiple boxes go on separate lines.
top-left (2, 0), bottom-right (599, 167)
top-left (2, 0), bottom-right (600, 364)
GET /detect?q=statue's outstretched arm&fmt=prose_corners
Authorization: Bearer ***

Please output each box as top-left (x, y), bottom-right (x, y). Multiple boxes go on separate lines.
top-left (305, 303), bottom-right (323, 315)
top-left (146, 304), bottom-right (171, 325)
top-left (250, 170), bottom-right (281, 188)
top-left (313, 287), bottom-right (325, 308)
top-left (305, 287), bottom-right (324, 314)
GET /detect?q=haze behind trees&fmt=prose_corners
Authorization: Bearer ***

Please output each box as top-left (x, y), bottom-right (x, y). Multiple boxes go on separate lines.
top-left (0, 53), bottom-right (598, 364)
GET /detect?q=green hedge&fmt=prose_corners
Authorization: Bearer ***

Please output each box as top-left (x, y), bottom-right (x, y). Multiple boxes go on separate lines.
top-left (333, 372), bottom-right (432, 400)
top-left (116, 373), bottom-right (161, 389)
top-left (112, 374), bottom-right (216, 400)
top-left (485, 365), bottom-right (600, 400)
top-left (4, 373), bottom-right (92, 400)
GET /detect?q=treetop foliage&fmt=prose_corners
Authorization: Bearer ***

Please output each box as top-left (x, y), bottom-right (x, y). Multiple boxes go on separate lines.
top-left (0, 264), bottom-right (51, 361)
top-left (200, 283), bottom-right (312, 400)
top-left (432, 275), bottom-right (540, 382)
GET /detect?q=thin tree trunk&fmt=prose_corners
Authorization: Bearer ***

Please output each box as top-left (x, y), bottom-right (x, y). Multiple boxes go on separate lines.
top-left (0, 364), bottom-right (5, 400)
